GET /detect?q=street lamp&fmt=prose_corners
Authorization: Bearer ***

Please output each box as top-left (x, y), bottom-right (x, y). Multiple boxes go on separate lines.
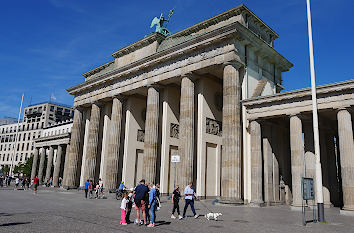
top-left (305, 0), bottom-right (325, 222)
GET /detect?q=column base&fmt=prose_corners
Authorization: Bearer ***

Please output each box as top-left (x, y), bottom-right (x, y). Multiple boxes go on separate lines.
top-left (216, 197), bottom-right (244, 206)
top-left (62, 185), bottom-right (78, 190)
top-left (340, 209), bottom-right (354, 216)
top-left (249, 200), bottom-right (265, 207)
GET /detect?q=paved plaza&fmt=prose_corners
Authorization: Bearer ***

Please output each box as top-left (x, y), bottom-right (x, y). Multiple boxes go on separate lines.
top-left (0, 187), bottom-right (353, 233)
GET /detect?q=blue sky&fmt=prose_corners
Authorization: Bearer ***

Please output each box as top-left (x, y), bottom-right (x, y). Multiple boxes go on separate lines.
top-left (0, 0), bottom-right (353, 118)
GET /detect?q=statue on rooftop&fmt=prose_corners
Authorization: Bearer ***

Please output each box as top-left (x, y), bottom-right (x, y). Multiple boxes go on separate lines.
top-left (150, 9), bottom-right (174, 36)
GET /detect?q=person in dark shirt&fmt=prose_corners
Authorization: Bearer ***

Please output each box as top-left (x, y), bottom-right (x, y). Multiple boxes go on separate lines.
top-left (171, 185), bottom-right (182, 219)
top-left (134, 179), bottom-right (149, 225)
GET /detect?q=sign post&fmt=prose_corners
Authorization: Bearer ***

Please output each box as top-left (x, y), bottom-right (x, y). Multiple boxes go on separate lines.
top-left (171, 155), bottom-right (180, 189)
top-left (302, 177), bottom-right (316, 226)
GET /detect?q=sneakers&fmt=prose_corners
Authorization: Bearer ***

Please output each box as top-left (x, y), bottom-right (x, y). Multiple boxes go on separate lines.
top-left (147, 223), bottom-right (155, 227)
top-left (194, 214), bottom-right (199, 219)
top-left (178, 215), bottom-right (183, 220)
top-left (171, 214), bottom-right (176, 219)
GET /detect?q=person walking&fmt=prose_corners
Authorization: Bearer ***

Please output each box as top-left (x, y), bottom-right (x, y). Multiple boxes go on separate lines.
top-left (120, 192), bottom-right (128, 225)
top-left (88, 179), bottom-right (93, 199)
top-left (183, 182), bottom-right (199, 219)
top-left (98, 178), bottom-right (104, 197)
top-left (171, 185), bottom-right (182, 219)
top-left (134, 179), bottom-right (149, 225)
top-left (84, 179), bottom-right (90, 199)
top-left (125, 189), bottom-right (134, 223)
top-left (33, 176), bottom-right (39, 194)
top-left (15, 177), bottom-right (19, 190)
top-left (147, 184), bottom-right (157, 228)
top-left (25, 178), bottom-right (30, 190)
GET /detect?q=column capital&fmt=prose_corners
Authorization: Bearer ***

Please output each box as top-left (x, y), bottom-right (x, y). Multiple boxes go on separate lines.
top-left (223, 60), bottom-right (243, 70)
top-left (146, 83), bottom-right (163, 90)
top-left (90, 100), bottom-right (104, 107)
top-left (288, 113), bottom-right (302, 118)
top-left (73, 105), bottom-right (85, 112)
top-left (335, 106), bottom-right (352, 113)
top-left (112, 94), bottom-right (127, 102)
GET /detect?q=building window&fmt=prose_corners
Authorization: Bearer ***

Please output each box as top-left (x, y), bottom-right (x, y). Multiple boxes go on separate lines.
top-left (7, 154), bottom-right (9, 161)
top-left (21, 143), bottom-right (24, 151)
top-left (23, 133), bottom-right (26, 141)
top-left (31, 142), bottom-right (34, 150)
top-left (27, 133), bottom-right (31, 140)
top-left (26, 143), bottom-right (29, 150)
top-left (50, 106), bottom-right (54, 111)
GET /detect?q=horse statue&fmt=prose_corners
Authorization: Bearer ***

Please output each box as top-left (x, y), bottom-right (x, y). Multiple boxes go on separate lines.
top-left (150, 9), bottom-right (174, 36)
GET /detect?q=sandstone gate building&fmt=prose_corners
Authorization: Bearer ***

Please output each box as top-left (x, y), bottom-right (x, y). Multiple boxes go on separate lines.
top-left (57, 5), bottom-right (354, 212)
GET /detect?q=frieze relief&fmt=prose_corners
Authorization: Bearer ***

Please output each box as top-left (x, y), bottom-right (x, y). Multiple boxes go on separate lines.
top-left (170, 123), bottom-right (179, 139)
top-left (206, 117), bottom-right (222, 136)
top-left (137, 130), bottom-right (145, 142)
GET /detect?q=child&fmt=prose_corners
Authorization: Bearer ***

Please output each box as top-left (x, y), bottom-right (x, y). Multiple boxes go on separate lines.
top-left (120, 192), bottom-right (128, 225)
top-left (125, 190), bottom-right (133, 223)
top-left (95, 182), bottom-right (100, 199)
top-left (88, 180), bottom-right (93, 199)
top-left (171, 185), bottom-right (182, 219)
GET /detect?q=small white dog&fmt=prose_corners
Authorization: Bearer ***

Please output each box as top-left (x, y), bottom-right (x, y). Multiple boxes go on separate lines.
top-left (205, 212), bottom-right (222, 221)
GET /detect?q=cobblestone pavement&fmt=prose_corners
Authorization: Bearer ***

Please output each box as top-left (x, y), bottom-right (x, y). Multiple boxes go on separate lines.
top-left (0, 187), bottom-right (353, 233)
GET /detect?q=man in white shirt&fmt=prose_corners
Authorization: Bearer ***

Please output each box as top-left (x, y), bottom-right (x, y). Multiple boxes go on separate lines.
top-left (183, 182), bottom-right (199, 218)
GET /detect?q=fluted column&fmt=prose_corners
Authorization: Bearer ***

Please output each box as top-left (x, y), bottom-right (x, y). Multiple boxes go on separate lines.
top-left (290, 114), bottom-right (304, 207)
top-left (337, 108), bottom-right (354, 211)
top-left (38, 147), bottom-right (46, 184)
top-left (105, 97), bottom-right (123, 191)
top-left (63, 108), bottom-right (83, 188)
top-left (45, 146), bottom-right (54, 183)
top-left (221, 62), bottom-right (242, 200)
top-left (83, 103), bottom-right (101, 182)
top-left (143, 86), bottom-right (160, 184)
top-left (30, 147), bottom-right (39, 180)
top-left (179, 75), bottom-right (195, 187)
top-left (263, 124), bottom-right (274, 205)
top-left (53, 144), bottom-right (63, 187)
top-left (250, 120), bottom-right (263, 206)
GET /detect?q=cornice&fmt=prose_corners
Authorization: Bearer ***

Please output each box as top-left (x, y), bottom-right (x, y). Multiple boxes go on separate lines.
top-left (242, 79), bottom-right (354, 107)
top-left (168, 4), bottom-right (278, 40)
top-left (83, 60), bottom-right (114, 78)
top-left (111, 32), bottom-right (166, 58)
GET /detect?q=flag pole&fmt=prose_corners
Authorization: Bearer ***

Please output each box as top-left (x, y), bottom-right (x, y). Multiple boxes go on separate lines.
top-left (9, 93), bottom-right (24, 177)
top-left (305, 0), bottom-right (325, 222)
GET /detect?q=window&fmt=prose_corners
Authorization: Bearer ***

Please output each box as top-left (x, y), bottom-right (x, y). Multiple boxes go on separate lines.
top-left (17, 144), bottom-right (19, 151)
top-left (21, 143), bottom-right (24, 151)
top-left (37, 123), bottom-right (39, 129)
top-left (7, 154), bottom-right (9, 161)
top-left (26, 143), bottom-right (29, 150)
top-left (27, 133), bottom-right (31, 140)
top-left (50, 106), bottom-right (54, 111)
top-left (31, 142), bottom-right (34, 150)
top-left (23, 133), bottom-right (26, 141)
top-left (33, 132), bottom-right (36, 139)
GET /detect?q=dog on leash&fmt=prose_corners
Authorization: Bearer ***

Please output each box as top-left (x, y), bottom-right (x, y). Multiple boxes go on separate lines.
top-left (205, 212), bottom-right (222, 221)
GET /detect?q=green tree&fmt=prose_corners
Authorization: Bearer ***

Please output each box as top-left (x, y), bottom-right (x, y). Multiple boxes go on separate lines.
top-left (1, 165), bottom-right (10, 174)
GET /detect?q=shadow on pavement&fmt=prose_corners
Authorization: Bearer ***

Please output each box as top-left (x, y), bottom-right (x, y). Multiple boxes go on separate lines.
top-left (0, 222), bottom-right (31, 227)
top-left (0, 213), bottom-right (13, 216)
top-left (155, 220), bottom-right (171, 226)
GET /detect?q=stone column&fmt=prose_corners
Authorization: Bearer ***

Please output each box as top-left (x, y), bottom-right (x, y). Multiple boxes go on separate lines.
top-left (326, 131), bottom-right (340, 206)
top-left (63, 108), bottom-right (83, 188)
top-left (263, 124), bottom-right (274, 205)
top-left (105, 97), bottom-right (123, 191)
top-left (250, 120), bottom-right (263, 206)
top-left (143, 86), bottom-right (160, 184)
top-left (290, 114), bottom-right (304, 207)
top-left (45, 146), bottom-right (54, 183)
top-left (83, 103), bottom-right (101, 182)
top-left (178, 75), bottom-right (194, 187)
top-left (37, 147), bottom-right (46, 184)
top-left (30, 147), bottom-right (39, 180)
top-left (337, 108), bottom-right (354, 211)
top-left (221, 62), bottom-right (242, 200)
top-left (53, 144), bottom-right (63, 187)
top-left (273, 153), bottom-right (280, 203)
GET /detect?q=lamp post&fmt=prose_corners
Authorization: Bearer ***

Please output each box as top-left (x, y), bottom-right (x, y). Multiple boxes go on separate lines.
top-left (305, 0), bottom-right (325, 222)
